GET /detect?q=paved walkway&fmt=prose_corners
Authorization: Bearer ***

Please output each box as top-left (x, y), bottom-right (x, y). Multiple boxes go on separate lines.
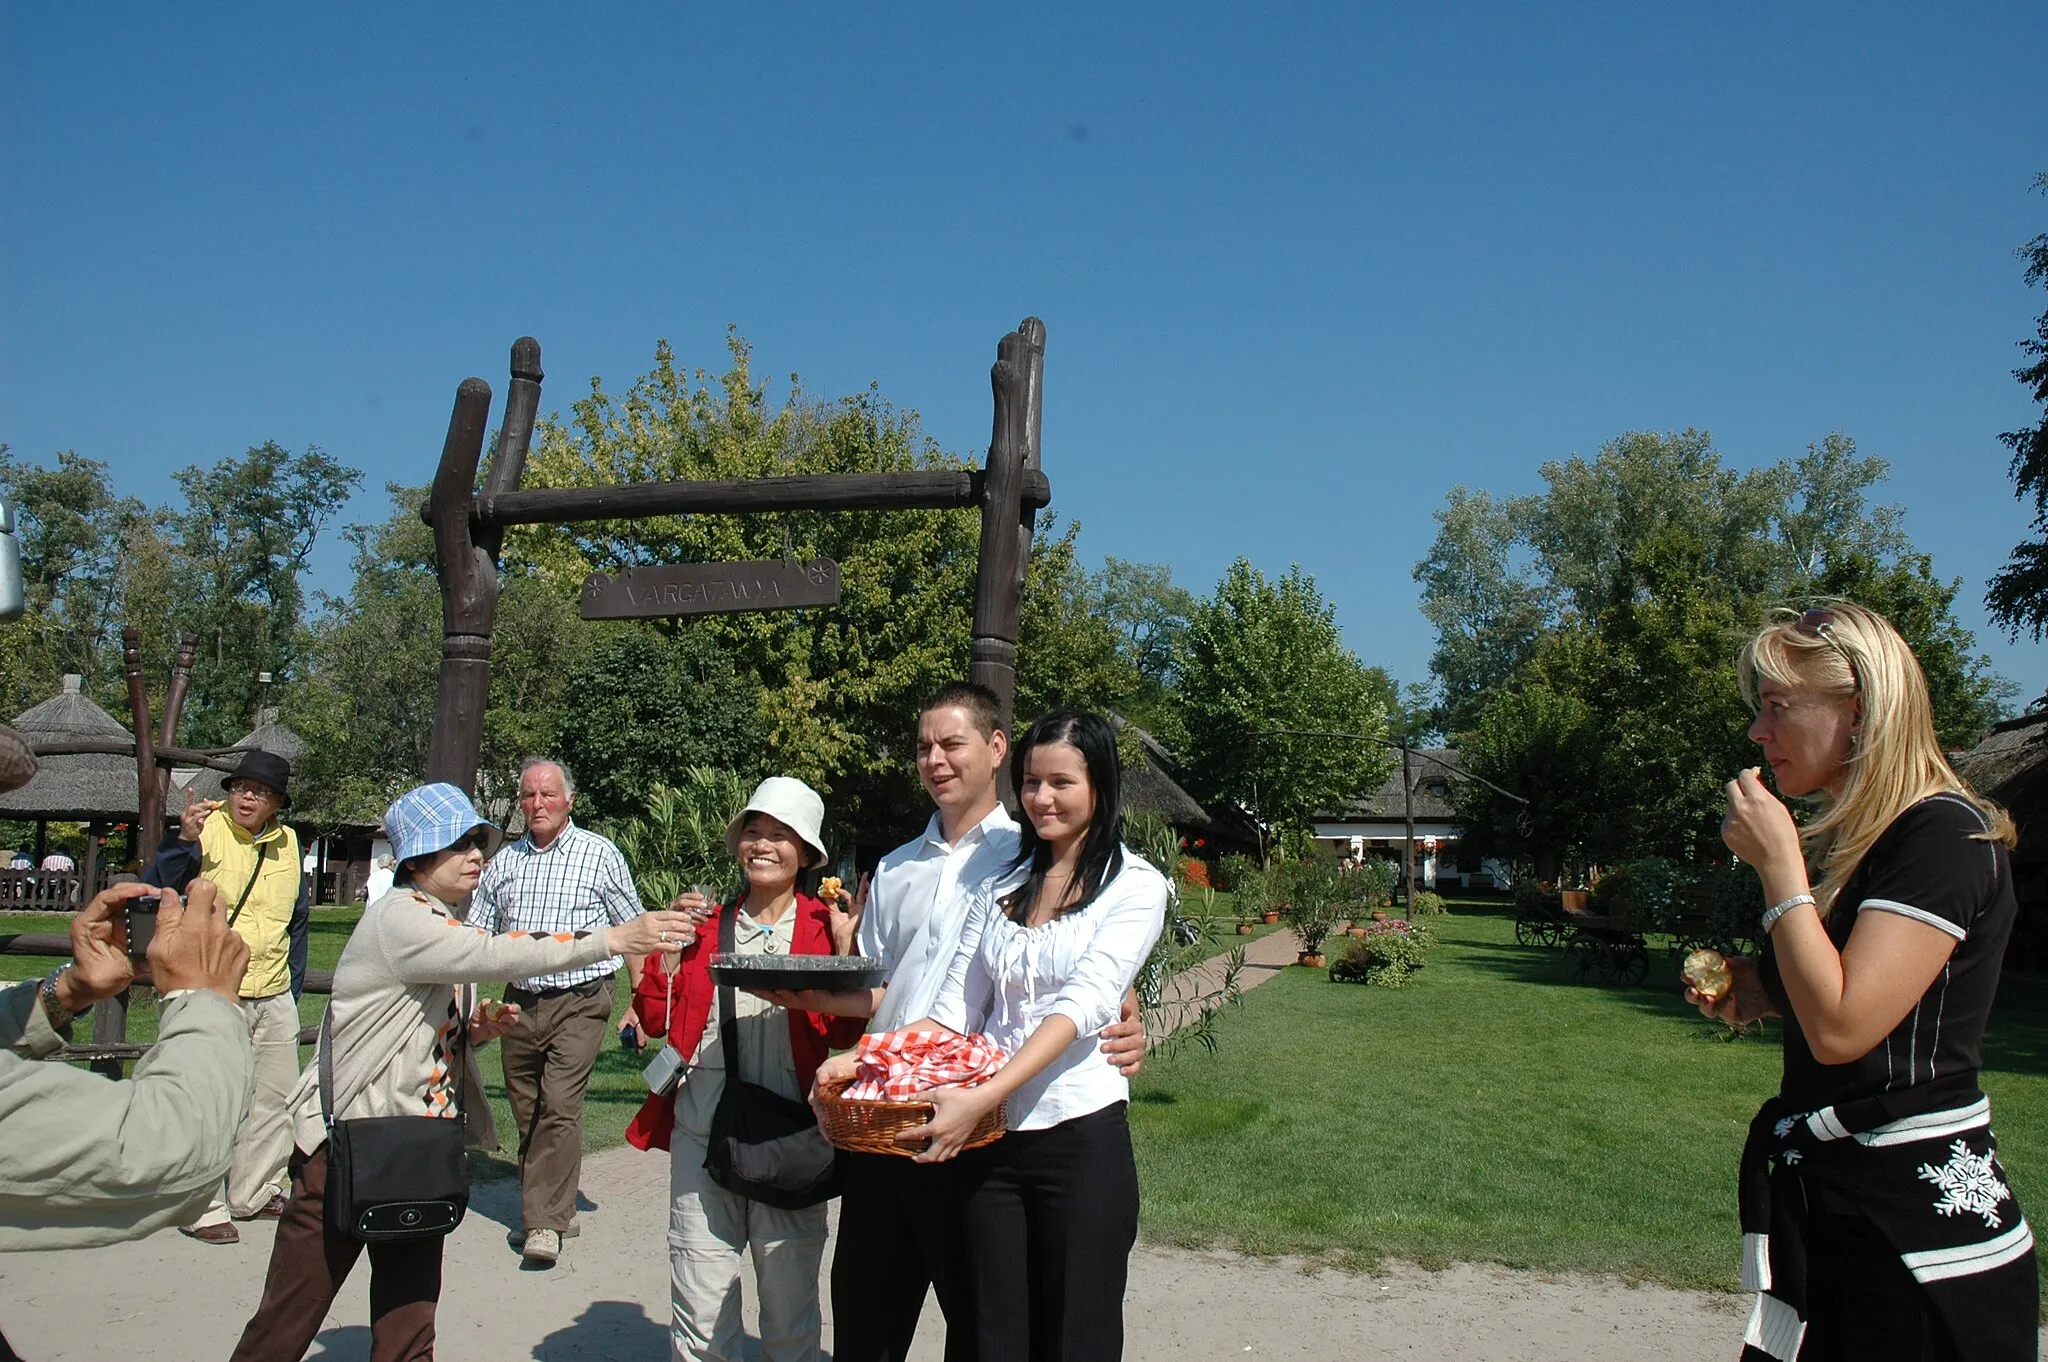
top-left (1144, 925), bottom-right (1303, 1043)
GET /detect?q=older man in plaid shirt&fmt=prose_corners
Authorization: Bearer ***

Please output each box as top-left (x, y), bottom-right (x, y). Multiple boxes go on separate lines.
top-left (469, 757), bottom-right (646, 1266)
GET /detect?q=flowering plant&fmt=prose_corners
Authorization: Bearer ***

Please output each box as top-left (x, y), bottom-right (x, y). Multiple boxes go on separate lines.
top-left (1330, 918), bottom-right (1438, 987)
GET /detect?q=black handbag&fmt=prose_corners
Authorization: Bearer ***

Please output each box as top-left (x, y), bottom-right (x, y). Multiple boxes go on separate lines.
top-left (703, 908), bottom-right (843, 1210)
top-left (318, 993), bottom-right (471, 1242)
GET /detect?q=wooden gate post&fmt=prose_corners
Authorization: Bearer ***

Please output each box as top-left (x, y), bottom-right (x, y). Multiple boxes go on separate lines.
top-left (424, 340), bottom-right (543, 794)
top-left (969, 319), bottom-right (1046, 732)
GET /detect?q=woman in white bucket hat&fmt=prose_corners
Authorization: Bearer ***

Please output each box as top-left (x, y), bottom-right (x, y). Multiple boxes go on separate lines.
top-left (626, 776), bottom-right (865, 1362)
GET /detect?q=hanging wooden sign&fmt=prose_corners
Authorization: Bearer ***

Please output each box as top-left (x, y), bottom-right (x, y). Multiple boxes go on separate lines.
top-left (579, 558), bottom-right (841, 619)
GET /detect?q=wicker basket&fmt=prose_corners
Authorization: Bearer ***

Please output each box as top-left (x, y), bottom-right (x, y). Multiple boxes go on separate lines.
top-left (814, 1076), bottom-right (1007, 1157)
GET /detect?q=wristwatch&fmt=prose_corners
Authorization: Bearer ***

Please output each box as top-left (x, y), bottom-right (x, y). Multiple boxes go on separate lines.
top-left (38, 966), bottom-right (78, 1031)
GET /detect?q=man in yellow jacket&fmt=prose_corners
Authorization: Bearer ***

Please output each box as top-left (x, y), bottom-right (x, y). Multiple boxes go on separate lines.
top-left (147, 749), bottom-right (308, 1245)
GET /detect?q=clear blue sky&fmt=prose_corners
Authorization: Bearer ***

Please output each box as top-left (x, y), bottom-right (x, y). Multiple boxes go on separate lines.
top-left (5, 5), bottom-right (2046, 705)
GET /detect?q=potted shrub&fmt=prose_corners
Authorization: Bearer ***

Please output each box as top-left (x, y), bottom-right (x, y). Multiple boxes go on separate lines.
top-left (1283, 859), bottom-right (1345, 968)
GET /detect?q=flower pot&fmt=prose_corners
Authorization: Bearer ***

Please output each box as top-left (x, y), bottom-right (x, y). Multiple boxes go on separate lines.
top-left (1348, 926), bottom-right (1368, 938)
top-left (1561, 889), bottom-right (1590, 912)
top-left (1297, 952), bottom-right (1326, 969)
top-left (1236, 923), bottom-right (1256, 936)
top-left (1371, 910), bottom-right (1389, 922)
top-left (1260, 911), bottom-right (1281, 924)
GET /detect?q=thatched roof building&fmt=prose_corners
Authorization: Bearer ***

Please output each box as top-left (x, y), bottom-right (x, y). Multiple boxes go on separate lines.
top-left (175, 713), bottom-right (307, 805)
top-left (0, 675), bottom-right (141, 821)
top-left (1953, 712), bottom-right (2048, 969)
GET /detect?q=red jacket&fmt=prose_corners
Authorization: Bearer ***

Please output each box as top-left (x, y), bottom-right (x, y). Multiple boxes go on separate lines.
top-left (625, 893), bottom-right (865, 1152)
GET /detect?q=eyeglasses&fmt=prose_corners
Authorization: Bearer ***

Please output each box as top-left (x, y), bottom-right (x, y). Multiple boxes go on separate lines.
top-left (225, 780), bottom-right (280, 800)
top-left (1794, 607), bottom-right (1861, 692)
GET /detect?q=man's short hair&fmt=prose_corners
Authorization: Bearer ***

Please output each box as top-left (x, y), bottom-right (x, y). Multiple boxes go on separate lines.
top-left (519, 757), bottom-right (576, 795)
top-left (920, 682), bottom-right (1005, 740)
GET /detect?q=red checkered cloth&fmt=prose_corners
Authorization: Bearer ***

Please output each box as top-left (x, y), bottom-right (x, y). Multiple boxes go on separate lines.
top-left (842, 1028), bottom-right (1009, 1102)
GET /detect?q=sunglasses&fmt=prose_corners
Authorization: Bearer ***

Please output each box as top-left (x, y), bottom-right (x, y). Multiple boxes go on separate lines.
top-left (1793, 607), bottom-right (1861, 692)
top-left (449, 829), bottom-right (492, 855)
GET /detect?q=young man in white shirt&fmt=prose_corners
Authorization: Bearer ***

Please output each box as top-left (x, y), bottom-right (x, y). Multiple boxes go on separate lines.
top-left (790, 682), bottom-right (1147, 1362)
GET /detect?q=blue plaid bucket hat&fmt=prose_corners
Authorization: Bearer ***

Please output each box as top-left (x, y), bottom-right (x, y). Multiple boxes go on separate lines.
top-left (384, 783), bottom-right (494, 864)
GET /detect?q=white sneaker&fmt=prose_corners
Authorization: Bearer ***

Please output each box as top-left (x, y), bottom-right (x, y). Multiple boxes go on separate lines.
top-left (521, 1228), bottom-right (560, 1265)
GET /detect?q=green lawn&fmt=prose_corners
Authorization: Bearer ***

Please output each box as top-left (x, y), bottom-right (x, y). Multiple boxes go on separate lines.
top-left (1129, 896), bottom-right (2048, 1298)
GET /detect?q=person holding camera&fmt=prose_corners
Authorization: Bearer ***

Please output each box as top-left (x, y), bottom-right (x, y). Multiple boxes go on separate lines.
top-left (145, 748), bottom-right (309, 1245)
top-left (0, 878), bottom-right (257, 1251)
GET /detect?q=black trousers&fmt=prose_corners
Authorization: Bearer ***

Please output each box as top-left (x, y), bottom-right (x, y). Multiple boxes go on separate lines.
top-left (1785, 1193), bottom-right (1961, 1362)
top-left (960, 1102), bottom-right (1139, 1362)
top-left (831, 1150), bottom-right (978, 1362)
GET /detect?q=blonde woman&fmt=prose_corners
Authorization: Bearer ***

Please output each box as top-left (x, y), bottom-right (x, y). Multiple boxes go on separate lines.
top-left (1694, 603), bottom-right (2036, 1361)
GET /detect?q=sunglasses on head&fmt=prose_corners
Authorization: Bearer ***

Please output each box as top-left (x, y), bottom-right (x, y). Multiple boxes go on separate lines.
top-left (1793, 607), bottom-right (1861, 692)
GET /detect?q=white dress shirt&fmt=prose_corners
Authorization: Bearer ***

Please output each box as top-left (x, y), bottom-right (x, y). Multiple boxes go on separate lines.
top-left (930, 848), bottom-right (1167, 1131)
top-left (860, 805), bottom-right (1020, 1034)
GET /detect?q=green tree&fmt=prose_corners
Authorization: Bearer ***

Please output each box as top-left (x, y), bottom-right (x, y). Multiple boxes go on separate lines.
top-left (1987, 173), bottom-right (2048, 650)
top-left (169, 441), bottom-right (360, 745)
top-left (0, 447), bottom-right (148, 711)
top-left (1177, 559), bottom-right (1392, 850)
top-left (554, 624), bottom-right (767, 825)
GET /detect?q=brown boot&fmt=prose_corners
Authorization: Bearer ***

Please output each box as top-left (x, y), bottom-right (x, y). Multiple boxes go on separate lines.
top-left (180, 1223), bottom-right (239, 1245)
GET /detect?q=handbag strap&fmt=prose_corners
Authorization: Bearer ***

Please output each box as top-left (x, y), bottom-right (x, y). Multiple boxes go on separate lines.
top-left (317, 985), bottom-right (469, 1132)
top-left (225, 840), bottom-right (271, 930)
top-left (717, 902), bottom-right (739, 1076)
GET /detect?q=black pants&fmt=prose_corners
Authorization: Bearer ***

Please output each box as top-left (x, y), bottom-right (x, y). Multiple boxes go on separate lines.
top-left (960, 1102), bottom-right (1139, 1362)
top-left (1794, 1193), bottom-right (1960, 1361)
top-left (831, 1150), bottom-right (977, 1362)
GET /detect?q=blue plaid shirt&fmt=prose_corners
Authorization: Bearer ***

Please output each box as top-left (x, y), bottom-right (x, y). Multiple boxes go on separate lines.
top-left (468, 822), bottom-right (643, 990)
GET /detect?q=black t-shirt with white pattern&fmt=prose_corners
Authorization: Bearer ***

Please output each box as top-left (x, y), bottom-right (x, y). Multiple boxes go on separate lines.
top-left (1761, 794), bottom-right (2017, 1109)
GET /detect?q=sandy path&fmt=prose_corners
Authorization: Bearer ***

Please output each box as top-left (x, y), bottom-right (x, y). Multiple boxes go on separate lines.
top-left (0, 1139), bottom-right (1849, 1362)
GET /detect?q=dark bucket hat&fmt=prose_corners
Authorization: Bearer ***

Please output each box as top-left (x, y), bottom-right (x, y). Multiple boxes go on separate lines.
top-left (226, 750), bottom-right (292, 807)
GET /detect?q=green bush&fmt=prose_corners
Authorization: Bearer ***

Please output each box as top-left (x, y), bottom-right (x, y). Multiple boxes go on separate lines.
top-left (1215, 853), bottom-right (1262, 894)
top-left (1282, 857), bottom-right (1347, 955)
top-left (1591, 857), bottom-right (1695, 931)
top-left (1330, 918), bottom-right (1438, 987)
top-left (1409, 890), bottom-right (1447, 916)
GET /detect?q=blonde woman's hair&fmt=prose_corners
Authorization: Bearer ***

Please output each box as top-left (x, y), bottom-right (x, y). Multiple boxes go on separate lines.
top-left (1736, 600), bottom-right (2014, 917)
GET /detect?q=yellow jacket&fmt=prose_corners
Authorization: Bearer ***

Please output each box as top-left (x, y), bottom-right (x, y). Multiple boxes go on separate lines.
top-left (197, 808), bottom-right (302, 999)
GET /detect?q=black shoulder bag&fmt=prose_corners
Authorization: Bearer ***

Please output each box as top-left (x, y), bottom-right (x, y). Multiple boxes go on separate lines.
top-left (318, 990), bottom-right (471, 1241)
top-left (704, 908), bottom-right (843, 1209)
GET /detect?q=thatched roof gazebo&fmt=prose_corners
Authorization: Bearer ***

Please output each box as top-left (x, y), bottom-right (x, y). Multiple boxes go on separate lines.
top-left (175, 711), bottom-right (306, 805)
top-left (0, 674), bottom-right (139, 904)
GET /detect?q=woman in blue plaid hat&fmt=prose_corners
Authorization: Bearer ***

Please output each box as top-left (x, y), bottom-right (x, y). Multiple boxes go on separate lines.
top-left (230, 782), bottom-right (695, 1362)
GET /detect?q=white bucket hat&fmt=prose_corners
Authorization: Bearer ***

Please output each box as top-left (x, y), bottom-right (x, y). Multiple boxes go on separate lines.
top-left (725, 776), bottom-right (829, 868)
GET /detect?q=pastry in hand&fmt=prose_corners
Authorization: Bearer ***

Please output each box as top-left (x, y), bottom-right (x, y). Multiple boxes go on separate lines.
top-left (820, 876), bottom-right (845, 902)
top-left (1681, 949), bottom-right (1732, 1001)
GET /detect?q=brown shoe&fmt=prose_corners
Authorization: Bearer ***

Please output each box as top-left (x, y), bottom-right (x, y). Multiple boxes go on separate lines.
top-left (254, 1194), bottom-right (287, 1220)
top-left (180, 1223), bottom-right (239, 1245)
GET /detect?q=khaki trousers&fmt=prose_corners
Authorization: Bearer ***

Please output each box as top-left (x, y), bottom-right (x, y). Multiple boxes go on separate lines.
top-left (500, 976), bottom-right (614, 1233)
top-left (190, 991), bottom-right (299, 1227)
top-left (667, 1129), bottom-right (827, 1362)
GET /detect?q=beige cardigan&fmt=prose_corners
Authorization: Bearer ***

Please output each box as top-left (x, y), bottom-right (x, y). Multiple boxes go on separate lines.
top-left (288, 886), bottom-right (613, 1155)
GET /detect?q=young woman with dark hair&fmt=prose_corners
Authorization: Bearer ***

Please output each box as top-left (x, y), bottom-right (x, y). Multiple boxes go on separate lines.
top-left (874, 706), bottom-right (1168, 1362)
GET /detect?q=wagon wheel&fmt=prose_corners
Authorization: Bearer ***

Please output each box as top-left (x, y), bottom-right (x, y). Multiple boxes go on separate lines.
top-left (1544, 919), bottom-right (1572, 948)
top-left (1515, 916), bottom-right (1542, 947)
top-left (1612, 940), bottom-right (1650, 987)
top-left (1566, 935), bottom-right (1604, 982)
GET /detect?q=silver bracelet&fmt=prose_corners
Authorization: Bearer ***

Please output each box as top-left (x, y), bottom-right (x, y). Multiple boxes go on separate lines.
top-left (1760, 893), bottom-right (1815, 934)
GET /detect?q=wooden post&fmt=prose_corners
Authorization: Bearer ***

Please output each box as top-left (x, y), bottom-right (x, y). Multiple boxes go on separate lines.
top-left (1401, 743), bottom-right (1415, 921)
top-left (156, 634), bottom-right (198, 808)
top-left (969, 319), bottom-right (1045, 733)
top-left (424, 378), bottom-right (499, 794)
top-left (475, 338), bottom-right (543, 565)
top-left (123, 630), bottom-right (161, 867)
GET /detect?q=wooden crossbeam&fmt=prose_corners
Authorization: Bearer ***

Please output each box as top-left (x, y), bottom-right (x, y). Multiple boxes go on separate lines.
top-left (445, 467), bottom-right (1052, 530)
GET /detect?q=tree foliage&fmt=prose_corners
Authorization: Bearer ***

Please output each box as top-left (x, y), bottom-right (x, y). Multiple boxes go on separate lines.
top-left (1177, 559), bottom-right (1392, 848)
top-left (1424, 429), bottom-right (2010, 873)
top-left (1987, 173), bottom-right (2048, 646)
